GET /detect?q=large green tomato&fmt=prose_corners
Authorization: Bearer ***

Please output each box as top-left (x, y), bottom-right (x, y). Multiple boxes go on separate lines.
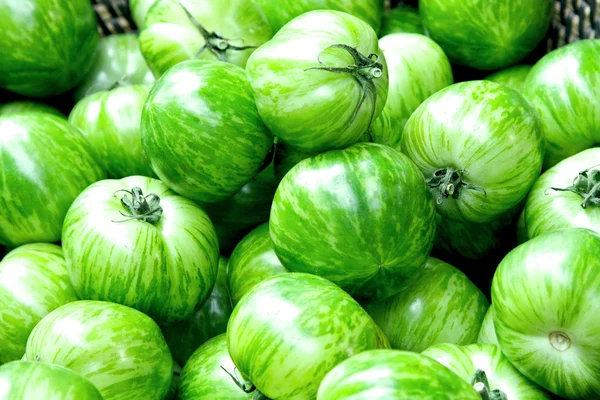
top-left (161, 256), bottom-right (232, 366)
top-left (179, 334), bottom-right (251, 400)
top-left (522, 39), bottom-right (600, 169)
top-left (74, 33), bottom-right (155, 102)
top-left (0, 114), bottom-right (105, 247)
top-left (270, 143), bottom-right (435, 300)
top-left (0, 244), bottom-right (77, 364)
top-left (401, 80), bottom-right (544, 224)
top-left (371, 33), bottom-right (452, 148)
top-left (492, 228), bottom-right (600, 399)
top-left (477, 306), bottom-right (498, 346)
top-left (365, 257), bottom-right (488, 352)
top-left (423, 343), bottom-right (550, 399)
top-left (227, 273), bottom-right (389, 399)
top-left (247, 10), bottom-right (388, 153)
top-left (485, 65), bottom-right (532, 92)
top-left (317, 349), bottom-right (480, 399)
top-left (0, 0), bottom-right (98, 97)
top-left (140, 0), bottom-right (272, 77)
top-left (142, 60), bottom-right (273, 203)
top-left (25, 301), bottom-right (172, 400)
top-left (0, 361), bottom-right (103, 400)
top-left (227, 223), bottom-right (288, 306)
top-left (69, 84), bottom-right (156, 179)
top-left (0, 101), bottom-right (64, 118)
top-left (62, 176), bottom-right (219, 325)
top-left (379, 6), bottom-right (424, 37)
top-left (420, 0), bottom-right (552, 70)
top-left (519, 148), bottom-right (600, 242)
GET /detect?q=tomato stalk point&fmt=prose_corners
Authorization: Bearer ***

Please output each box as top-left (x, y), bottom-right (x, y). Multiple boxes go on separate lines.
top-left (427, 168), bottom-right (486, 205)
top-left (549, 331), bottom-right (571, 352)
top-left (547, 165), bottom-right (600, 209)
top-left (112, 187), bottom-right (163, 224)
top-left (471, 369), bottom-right (507, 400)
top-left (220, 365), bottom-right (271, 399)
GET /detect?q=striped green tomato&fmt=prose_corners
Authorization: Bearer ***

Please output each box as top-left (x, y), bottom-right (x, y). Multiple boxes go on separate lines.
top-left (522, 39), bottom-right (600, 169)
top-left (0, 114), bottom-right (105, 247)
top-left (485, 65), bottom-right (532, 92)
top-left (227, 273), bottom-right (389, 399)
top-left (142, 60), bottom-right (273, 203)
top-left (0, 244), bottom-right (77, 365)
top-left (74, 33), bottom-right (155, 102)
top-left (24, 300), bottom-right (172, 400)
top-left (0, 0), bottom-right (98, 97)
top-left (420, 0), bottom-right (552, 70)
top-left (0, 101), bottom-right (64, 118)
top-left (139, 0), bottom-right (272, 77)
top-left (247, 10), bottom-right (388, 153)
top-left (379, 6), bottom-right (424, 37)
top-left (0, 361), bottom-right (103, 400)
top-left (179, 334), bottom-right (251, 400)
top-left (519, 148), bottom-right (600, 242)
top-left (62, 176), bottom-right (219, 325)
top-left (423, 343), bottom-right (550, 399)
top-left (401, 80), bottom-right (544, 224)
top-left (492, 228), bottom-right (600, 399)
top-left (477, 306), bottom-right (498, 346)
top-left (227, 223), bottom-right (288, 306)
top-left (317, 349), bottom-right (480, 399)
top-left (161, 256), bottom-right (232, 366)
top-left (270, 143), bottom-right (435, 300)
top-left (371, 32), bottom-right (453, 148)
top-left (69, 84), bottom-right (156, 179)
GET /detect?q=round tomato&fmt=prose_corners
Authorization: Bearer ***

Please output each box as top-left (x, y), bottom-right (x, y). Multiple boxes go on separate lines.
top-left (401, 80), bottom-right (544, 224)
top-left (492, 228), bottom-right (600, 399)
top-left (246, 10), bottom-right (388, 152)
top-left (477, 306), bottom-right (498, 346)
top-left (62, 176), bottom-right (219, 325)
top-left (379, 6), bottom-right (424, 37)
top-left (270, 143), bottom-right (435, 300)
top-left (485, 65), bottom-right (532, 92)
top-left (0, 101), bottom-right (64, 118)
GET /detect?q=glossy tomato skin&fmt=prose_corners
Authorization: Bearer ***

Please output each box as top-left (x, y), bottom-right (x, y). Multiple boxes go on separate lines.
top-left (317, 349), bottom-right (480, 399)
top-left (62, 176), bottom-right (219, 326)
top-left (485, 65), bottom-right (532, 92)
top-left (492, 228), bottom-right (600, 399)
top-left (0, 114), bottom-right (105, 247)
top-left (401, 80), bottom-right (544, 224)
top-left (379, 6), bottom-right (424, 37)
top-left (0, 244), bottom-right (77, 364)
top-left (0, 361), bottom-right (103, 400)
top-left (420, 0), bottom-right (552, 70)
top-left (519, 148), bottom-right (600, 241)
top-left (247, 10), bottom-right (388, 153)
top-left (365, 257), bottom-right (488, 352)
top-left (522, 39), bottom-right (600, 169)
top-left (24, 301), bottom-right (173, 400)
top-left (270, 143), bottom-right (436, 300)
top-left (0, 0), bottom-right (99, 97)
top-left (227, 273), bottom-right (389, 399)
top-left (142, 60), bottom-right (273, 203)
top-left (0, 101), bottom-right (64, 118)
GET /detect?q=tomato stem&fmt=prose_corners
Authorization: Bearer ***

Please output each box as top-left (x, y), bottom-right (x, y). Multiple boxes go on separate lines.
top-left (547, 165), bottom-right (600, 208)
top-left (220, 366), bottom-right (271, 399)
top-left (112, 187), bottom-right (163, 224)
top-left (471, 369), bottom-right (507, 400)
top-left (427, 168), bottom-right (487, 205)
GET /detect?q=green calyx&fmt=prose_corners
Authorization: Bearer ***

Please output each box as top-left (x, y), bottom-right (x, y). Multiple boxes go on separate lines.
top-left (471, 369), bottom-right (507, 400)
top-left (548, 165), bottom-right (600, 208)
top-left (220, 366), bottom-right (271, 400)
top-left (427, 168), bottom-right (486, 205)
top-left (112, 187), bottom-right (163, 224)
top-left (305, 44), bottom-right (384, 129)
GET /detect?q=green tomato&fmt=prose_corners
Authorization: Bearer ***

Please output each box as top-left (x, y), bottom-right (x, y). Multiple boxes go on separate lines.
top-left (62, 176), bottom-right (219, 325)
top-left (522, 39), bottom-right (600, 169)
top-left (25, 301), bottom-right (172, 400)
top-left (477, 306), bottom-right (498, 346)
top-left (0, 114), bottom-right (105, 247)
top-left (69, 84), bottom-right (156, 179)
top-left (365, 257), bottom-right (488, 352)
top-left (270, 143), bottom-right (436, 300)
top-left (0, 361), bottom-right (103, 400)
top-left (179, 334), bottom-right (251, 400)
top-left (142, 60), bottom-right (273, 203)
top-left (247, 10), bottom-right (388, 153)
top-left (0, 244), bottom-right (77, 364)
top-left (371, 33), bottom-right (453, 148)
top-left (401, 80), bottom-right (544, 224)
top-left (130, 0), bottom-right (159, 29)
top-left (227, 273), bottom-right (389, 399)
top-left (140, 0), bottom-right (272, 77)
top-left (379, 6), bottom-right (424, 37)
top-left (485, 65), bottom-right (532, 92)
top-left (317, 349), bottom-right (480, 399)
top-left (420, 0), bottom-right (552, 70)
top-left (0, 101), bottom-right (64, 118)
top-left (161, 256), bottom-right (232, 366)
top-left (492, 228), bottom-right (600, 399)
top-left (74, 33), bottom-right (155, 102)
top-left (519, 148), bottom-right (600, 241)
top-left (0, 0), bottom-right (98, 97)
top-left (227, 223), bottom-right (288, 306)
top-left (423, 343), bottom-right (550, 399)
